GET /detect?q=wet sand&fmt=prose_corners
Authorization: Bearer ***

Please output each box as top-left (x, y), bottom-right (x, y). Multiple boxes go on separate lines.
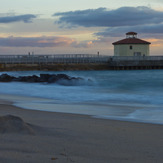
top-left (0, 101), bottom-right (163, 163)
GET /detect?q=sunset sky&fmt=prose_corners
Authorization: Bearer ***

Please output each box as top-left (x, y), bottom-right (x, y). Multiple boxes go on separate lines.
top-left (0, 0), bottom-right (163, 55)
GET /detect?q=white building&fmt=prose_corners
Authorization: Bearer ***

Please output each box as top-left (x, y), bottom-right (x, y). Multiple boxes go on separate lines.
top-left (112, 32), bottom-right (151, 56)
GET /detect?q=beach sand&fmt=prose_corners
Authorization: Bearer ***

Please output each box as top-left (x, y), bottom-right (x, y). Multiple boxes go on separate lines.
top-left (0, 101), bottom-right (163, 163)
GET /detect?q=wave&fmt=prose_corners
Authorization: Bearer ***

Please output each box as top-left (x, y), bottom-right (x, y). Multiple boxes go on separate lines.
top-left (0, 70), bottom-right (163, 124)
top-left (0, 70), bottom-right (163, 105)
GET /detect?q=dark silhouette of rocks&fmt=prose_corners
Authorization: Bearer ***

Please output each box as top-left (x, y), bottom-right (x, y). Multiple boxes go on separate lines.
top-left (0, 115), bottom-right (35, 134)
top-left (0, 73), bottom-right (92, 85)
top-left (0, 74), bottom-right (15, 82)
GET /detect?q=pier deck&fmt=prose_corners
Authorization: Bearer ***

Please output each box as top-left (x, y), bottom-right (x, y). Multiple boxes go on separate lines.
top-left (0, 54), bottom-right (163, 71)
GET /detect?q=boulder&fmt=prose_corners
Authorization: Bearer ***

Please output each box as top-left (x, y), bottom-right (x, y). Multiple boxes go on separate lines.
top-left (0, 74), bottom-right (15, 82)
top-left (39, 74), bottom-right (51, 82)
top-left (56, 74), bottom-right (70, 80)
top-left (48, 75), bottom-right (58, 83)
top-left (0, 115), bottom-right (35, 135)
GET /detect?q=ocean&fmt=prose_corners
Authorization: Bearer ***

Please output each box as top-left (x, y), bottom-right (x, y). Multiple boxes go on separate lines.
top-left (0, 70), bottom-right (163, 124)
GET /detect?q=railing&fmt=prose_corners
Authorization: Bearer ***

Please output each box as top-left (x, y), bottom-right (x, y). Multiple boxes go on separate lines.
top-left (0, 54), bottom-right (162, 64)
top-left (0, 54), bottom-right (110, 64)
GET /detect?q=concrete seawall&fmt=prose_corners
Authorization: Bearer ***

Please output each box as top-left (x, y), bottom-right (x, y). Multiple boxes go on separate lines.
top-left (0, 63), bottom-right (110, 71)
top-left (107, 59), bottom-right (163, 70)
top-left (0, 62), bottom-right (163, 71)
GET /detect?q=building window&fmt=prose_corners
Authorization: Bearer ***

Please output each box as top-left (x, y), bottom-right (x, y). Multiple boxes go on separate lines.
top-left (130, 46), bottom-right (133, 50)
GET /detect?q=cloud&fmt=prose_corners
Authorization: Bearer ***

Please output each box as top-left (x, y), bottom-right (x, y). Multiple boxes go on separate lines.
top-left (0, 36), bottom-right (97, 49)
top-left (53, 6), bottom-right (163, 28)
top-left (0, 14), bottom-right (37, 23)
top-left (0, 36), bottom-right (76, 47)
top-left (71, 40), bottom-right (93, 48)
top-left (95, 23), bottom-right (163, 37)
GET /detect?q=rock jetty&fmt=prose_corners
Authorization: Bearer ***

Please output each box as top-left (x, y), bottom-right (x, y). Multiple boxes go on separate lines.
top-left (0, 73), bottom-right (92, 86)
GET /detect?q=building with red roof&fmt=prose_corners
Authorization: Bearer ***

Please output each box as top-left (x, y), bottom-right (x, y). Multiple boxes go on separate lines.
top-left (112, 32), bottom-right (151, 56)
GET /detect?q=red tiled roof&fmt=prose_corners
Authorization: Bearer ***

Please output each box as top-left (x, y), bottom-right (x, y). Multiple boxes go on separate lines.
top-left (112, 38), bottom-right (151, 45)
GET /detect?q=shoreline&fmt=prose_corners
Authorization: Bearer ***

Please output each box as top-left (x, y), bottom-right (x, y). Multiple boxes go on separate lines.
top-left (0, 93), bottom-right (162, 125)
top-left (0, 97), bottom-right (163, 162)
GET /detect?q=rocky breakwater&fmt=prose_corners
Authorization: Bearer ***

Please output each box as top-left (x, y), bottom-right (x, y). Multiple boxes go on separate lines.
top-left (0, 73), bottom-right (92, 86)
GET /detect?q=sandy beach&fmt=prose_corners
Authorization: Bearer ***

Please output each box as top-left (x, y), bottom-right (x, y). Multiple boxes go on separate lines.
top-left (0, 100), bottom-right (163, 163)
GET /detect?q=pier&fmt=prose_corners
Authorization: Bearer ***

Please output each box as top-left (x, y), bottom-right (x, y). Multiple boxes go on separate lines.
top-left (0, 54), bottom-right (163, 71)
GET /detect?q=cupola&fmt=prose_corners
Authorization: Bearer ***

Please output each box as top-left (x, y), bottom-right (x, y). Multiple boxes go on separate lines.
top-left (126, 32), bottom-right (137, 38)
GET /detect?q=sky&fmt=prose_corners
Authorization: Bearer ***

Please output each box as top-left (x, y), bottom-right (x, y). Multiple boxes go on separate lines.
top-left (0, 0), bottom-right (163, 55)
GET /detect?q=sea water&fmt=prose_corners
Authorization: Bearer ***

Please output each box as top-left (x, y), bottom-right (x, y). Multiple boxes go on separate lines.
top-left (0, 70), bottom-right (163, 124)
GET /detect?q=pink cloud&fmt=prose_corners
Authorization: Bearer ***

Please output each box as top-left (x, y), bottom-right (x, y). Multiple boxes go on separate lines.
top-left (0, 36), bottom-right (76, 47)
